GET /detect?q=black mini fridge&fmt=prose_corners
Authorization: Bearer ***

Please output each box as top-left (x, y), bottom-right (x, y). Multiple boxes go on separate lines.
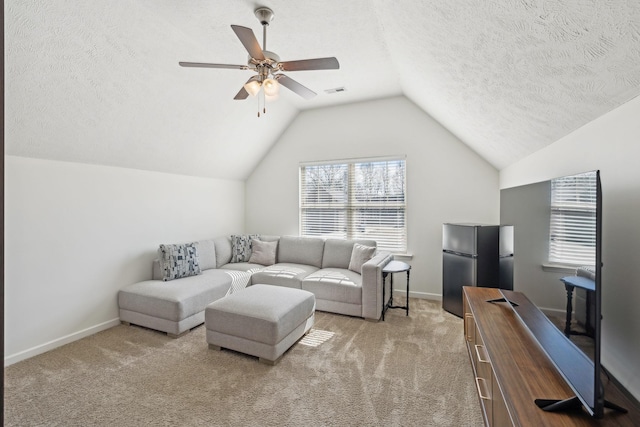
top-left (442, 223), bottom-right (514, 317)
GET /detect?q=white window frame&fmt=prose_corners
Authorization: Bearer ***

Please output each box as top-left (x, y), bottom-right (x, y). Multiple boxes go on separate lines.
top-left (548, 171), bottom-right (597, 266)
top-left (299, 156), bottom-right (407, 253)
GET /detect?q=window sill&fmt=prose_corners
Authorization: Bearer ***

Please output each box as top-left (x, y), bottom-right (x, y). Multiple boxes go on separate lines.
top-left (541, 263), bottom-right (580, 274)
top-left (392, 253), bottom-right (413, 260)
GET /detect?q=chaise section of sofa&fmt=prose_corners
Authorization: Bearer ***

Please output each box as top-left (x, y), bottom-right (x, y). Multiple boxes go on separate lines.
top-left (119, 237), bottom-right (257, 338)
top-left (118, 269), bottom-right (232, 337)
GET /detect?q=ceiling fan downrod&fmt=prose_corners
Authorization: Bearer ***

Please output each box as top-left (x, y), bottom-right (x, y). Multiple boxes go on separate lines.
top-left (255, 6), bottom-right (274, 118)
top-left (254, 7), bottom-right (274, 51)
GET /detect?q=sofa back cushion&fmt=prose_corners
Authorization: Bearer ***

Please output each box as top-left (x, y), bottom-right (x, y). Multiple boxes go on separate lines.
top-left (196, 239), bottom-right (217, 270)
top-left (322, 239), bottom-right (377, 269)
top-left (213, 236), bottom-right (233, 268)
top-left (278, 236), bottom-right (325, 268)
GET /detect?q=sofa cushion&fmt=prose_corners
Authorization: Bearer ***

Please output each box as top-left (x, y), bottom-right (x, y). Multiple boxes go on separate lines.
top-left (231, 234), bottom-right (260, 263)
top-left (278, 236), bottom-right (325, 268)
top-left (302, 268), bottom-right (362, 305)
top-left (322, 239), bottom-right (377, 269)
top-left (213, 236), bottom-right (233, 268)
top-left (152, 259), bottom-right (162, 280)
top-left (248, 239), bottom-right (278, 266)
top-left (220, 262), bottom-right (265, 273)
top-left (251, 263), bottom-right (319, 289)
top-left (158, 243), bottom-right (201, 281)
top-left (258, 235), bottom-right (281, 244)
top-left (196, 239), bottom-right (217, 270)
top-left (348, 243), bottom-right (377, 274)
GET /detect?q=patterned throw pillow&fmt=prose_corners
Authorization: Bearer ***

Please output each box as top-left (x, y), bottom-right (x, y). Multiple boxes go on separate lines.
top-left (158, 243), bottom-right (201, 281)
top-left (230, 234), bottom-right (260, 263)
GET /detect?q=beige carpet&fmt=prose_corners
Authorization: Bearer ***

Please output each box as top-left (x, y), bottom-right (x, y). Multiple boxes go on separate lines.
top-left (4, 298), bottom-right (483, 426)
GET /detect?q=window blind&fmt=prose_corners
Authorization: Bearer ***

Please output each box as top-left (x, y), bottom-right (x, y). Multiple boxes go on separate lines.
top-left (549, 171), bottom-right (597, 265)
top-left (300, 158), bottom-right (407, 253)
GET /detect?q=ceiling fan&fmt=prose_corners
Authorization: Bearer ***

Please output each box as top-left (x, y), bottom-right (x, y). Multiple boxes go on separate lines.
top-left (179, 7), bottom-right (340, 111)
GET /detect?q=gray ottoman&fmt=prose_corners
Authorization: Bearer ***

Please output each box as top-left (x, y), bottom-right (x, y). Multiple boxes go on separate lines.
top-left (119, 270), bottom-right (232, 338)
top-left (205, 284), bottom-right (316, 364)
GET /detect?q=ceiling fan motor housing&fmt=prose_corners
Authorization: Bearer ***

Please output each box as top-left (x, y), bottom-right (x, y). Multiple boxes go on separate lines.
top-left (248, 51), bottom-right (281, 77)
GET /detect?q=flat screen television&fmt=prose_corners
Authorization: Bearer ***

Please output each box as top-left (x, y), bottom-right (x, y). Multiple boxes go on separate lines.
top-left (500, 170), bottom-right (625, 418)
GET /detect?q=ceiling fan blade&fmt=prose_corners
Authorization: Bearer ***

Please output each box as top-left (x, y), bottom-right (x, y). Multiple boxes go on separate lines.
top-left (234, 76), bottom-right (259, 100)
top-left (234, 87), bottom-right (249, 100)
top-left (179, 62), bottom-right (248, 70)
top-left (231, 25), bottom-right (265, 60)
top-left (279, 57), bottom-right (339, 72)
top-left (275, 74), bottom-right (316, 100)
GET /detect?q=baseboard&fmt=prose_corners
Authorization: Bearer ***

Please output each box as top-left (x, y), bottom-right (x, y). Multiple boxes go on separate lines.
top-left (4, 318), bottom-right (121, 366)
top-left (392, 289), bottom-right (442, 301)
top-left (539, 306), bottom-right (566, 318)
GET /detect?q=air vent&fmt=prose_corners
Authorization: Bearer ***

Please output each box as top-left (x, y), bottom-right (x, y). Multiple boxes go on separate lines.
top-left (325, 87), bottom-right (347, 94)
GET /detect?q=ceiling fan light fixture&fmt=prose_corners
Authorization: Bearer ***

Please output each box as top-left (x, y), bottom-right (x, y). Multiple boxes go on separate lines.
top-left (244, 80), bottom-right (262, 97)
top-left (263, 78), bottom-right (279, 96)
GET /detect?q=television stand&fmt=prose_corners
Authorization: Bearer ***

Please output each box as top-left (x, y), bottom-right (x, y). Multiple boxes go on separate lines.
top-left (463, 287), bottom-right (629, 426)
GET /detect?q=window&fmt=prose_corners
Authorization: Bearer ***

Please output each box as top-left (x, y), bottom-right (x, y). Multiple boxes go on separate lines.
top-left (300, 157), bottom-right (407, 253)
top-left (549, 171), bottom-right (597, 266)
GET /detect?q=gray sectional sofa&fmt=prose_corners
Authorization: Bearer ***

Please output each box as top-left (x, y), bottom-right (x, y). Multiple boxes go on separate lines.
top-left (118, 235), bottom-right (393, 337)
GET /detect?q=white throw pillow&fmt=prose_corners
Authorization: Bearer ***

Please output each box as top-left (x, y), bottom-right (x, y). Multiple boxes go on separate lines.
top-left (248, 239), bottom-right (278, 266)
top-left (348, 243), bottom-right (376, 274)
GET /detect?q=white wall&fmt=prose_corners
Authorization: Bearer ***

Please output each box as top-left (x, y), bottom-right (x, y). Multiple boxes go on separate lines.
top-left (245, 96), bottom-right (500, 299)
top-left (500, 96), bottom-right (640, 401)
top-left (4, 156), bottom-right (244, 364)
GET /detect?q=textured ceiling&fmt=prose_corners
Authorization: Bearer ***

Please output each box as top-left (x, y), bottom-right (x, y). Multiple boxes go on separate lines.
top-left (5, 0), bottom-right (640, 179)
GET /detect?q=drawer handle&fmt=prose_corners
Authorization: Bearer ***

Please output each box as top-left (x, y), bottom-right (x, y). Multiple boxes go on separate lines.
top-left (465, 314), bottom-right (473, 341)
top-left (475, 377), bottom-right (491, 400)
top-left (475, 344), bottom-right (489, 364)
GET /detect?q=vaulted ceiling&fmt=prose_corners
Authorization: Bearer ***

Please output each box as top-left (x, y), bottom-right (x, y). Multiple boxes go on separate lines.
top-left (6, 1), bottom-right (640, 180)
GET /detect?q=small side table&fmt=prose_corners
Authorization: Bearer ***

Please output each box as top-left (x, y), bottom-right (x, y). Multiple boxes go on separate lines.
top-left (382, 260), bottom-right (411, 321)
top-left (560, 275), bottom-right (595, 338)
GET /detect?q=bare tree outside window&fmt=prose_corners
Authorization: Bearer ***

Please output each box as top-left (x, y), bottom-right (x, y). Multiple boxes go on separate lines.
top-left (300, 159), bottom-right (407, 252)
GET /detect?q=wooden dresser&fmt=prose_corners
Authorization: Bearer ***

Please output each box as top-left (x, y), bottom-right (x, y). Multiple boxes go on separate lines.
top-left (463, 286), bottom-right (636, 426)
